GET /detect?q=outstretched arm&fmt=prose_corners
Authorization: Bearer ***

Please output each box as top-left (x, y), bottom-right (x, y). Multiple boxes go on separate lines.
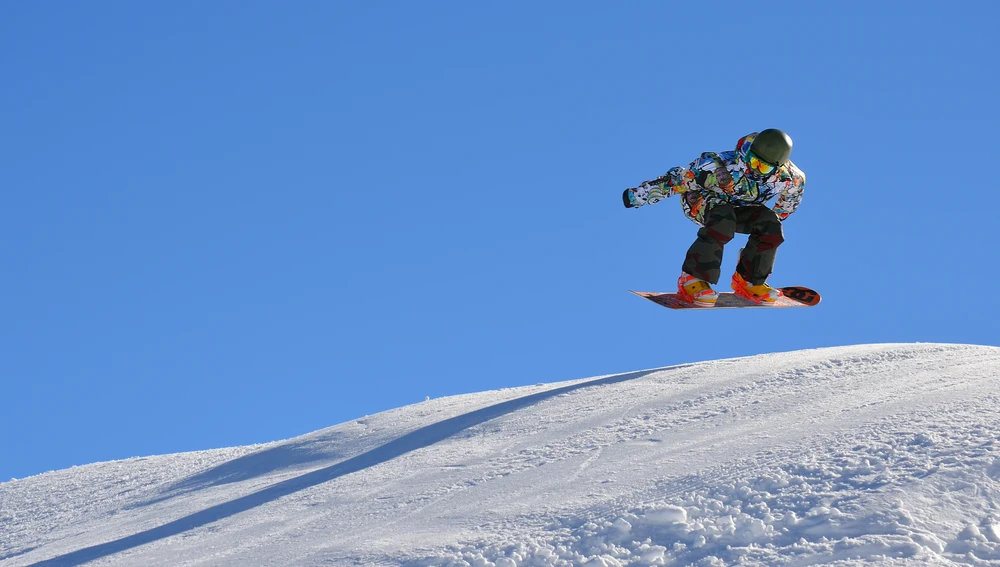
top-left (622, 166), bottom-right (698, 208)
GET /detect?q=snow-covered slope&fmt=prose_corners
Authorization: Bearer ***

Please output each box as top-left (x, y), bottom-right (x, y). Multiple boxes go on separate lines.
top-left (2, 343), bottom-right (1000, 566)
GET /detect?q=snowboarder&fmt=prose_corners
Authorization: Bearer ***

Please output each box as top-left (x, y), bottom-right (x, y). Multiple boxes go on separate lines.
top-left (622, 129), bottom-right (806, 307)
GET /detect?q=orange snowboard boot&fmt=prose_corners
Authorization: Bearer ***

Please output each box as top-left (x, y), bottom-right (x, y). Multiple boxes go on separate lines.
top-left (731, 272), bottom-right (782, 304)
top-left (678, 272), bottom-right (719, 307)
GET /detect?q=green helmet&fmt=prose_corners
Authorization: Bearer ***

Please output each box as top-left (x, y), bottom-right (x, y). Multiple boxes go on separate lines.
top-left (749, 129), bottom-right (793, 166)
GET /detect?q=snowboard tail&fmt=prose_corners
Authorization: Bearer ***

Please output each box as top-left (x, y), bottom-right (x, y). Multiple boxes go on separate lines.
top-left (630, 286), bottom-right (821, 310)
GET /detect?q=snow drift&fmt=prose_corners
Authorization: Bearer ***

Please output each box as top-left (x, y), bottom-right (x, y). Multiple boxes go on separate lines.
top-left (2, 343), bottom-right (999, 566)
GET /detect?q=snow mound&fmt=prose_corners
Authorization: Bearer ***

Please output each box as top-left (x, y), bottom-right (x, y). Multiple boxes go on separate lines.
top-left (2, 343), bottom-right (999, 567)
top-left (425, 409), bottom-right (1000, 566)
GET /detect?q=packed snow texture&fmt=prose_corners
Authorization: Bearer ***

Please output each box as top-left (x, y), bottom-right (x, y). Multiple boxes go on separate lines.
top-left (2, 343), bottom-right (999, 566)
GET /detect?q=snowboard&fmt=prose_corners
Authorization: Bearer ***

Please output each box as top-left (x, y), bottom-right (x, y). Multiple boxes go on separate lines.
top-left (629, 286), bottom-right (821, 310)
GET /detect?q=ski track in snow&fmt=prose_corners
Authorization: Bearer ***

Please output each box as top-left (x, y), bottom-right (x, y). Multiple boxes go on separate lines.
top-left (1, 343), bottom-right (999, 567)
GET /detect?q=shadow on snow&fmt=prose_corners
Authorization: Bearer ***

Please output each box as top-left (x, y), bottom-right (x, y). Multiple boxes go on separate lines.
top-left (133, 436), bottom-right (350, 508)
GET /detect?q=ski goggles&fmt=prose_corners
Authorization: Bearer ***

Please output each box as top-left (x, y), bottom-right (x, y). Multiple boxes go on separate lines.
top-left (746, 150), bottom-right (777, 176)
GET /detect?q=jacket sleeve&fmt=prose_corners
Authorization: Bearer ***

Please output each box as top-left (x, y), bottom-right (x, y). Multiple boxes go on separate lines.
top-left (772, 161), bottom-right (806, 220)
top-left (623, 160), bottom-right (703, 208)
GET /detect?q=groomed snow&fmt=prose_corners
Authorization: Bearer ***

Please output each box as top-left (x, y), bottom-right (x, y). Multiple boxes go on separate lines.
top-left (2, 343), bottom-right (999, 566)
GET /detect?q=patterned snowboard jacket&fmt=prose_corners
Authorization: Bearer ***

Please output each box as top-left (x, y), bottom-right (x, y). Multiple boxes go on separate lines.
top-left (627, 132), bottom-right (806, 226)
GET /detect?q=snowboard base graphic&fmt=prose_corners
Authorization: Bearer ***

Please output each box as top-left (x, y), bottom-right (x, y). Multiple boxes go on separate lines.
top-left (630, 286), bottom-right (821, 310)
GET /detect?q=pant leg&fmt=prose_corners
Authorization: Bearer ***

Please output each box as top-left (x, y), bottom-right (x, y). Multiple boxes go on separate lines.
top-left (682, 204), bottom-right (736, 284)
top-left (734, 206), bottom-right (785, 285)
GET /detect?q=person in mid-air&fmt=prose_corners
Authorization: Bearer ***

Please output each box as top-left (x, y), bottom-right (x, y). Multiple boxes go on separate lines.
top-left (622, 129), bottom-right (806, 307)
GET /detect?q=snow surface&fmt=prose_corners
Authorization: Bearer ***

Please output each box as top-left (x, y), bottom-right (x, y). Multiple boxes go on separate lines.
top-left (2, 343), bottom-right (1000, 567)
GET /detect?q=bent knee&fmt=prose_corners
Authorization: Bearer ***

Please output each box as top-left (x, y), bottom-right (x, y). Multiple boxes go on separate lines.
top-left (705, 227), bottom-right (736, 245)
top-left (759, 231), bottom-right (785, 248)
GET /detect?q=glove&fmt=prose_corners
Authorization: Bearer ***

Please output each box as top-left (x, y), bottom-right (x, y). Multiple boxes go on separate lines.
top-left (623, 183), bottom-right (653, 208)
top-left (622, 188), bottom-right (636, 208)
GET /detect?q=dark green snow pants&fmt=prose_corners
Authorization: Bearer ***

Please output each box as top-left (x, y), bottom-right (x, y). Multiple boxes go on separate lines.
top-left (682, 204), bottom-right (784, 286)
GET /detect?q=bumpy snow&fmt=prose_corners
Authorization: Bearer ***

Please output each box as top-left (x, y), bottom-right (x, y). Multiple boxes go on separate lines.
top-left (2, 343), bottom-right (999, 566)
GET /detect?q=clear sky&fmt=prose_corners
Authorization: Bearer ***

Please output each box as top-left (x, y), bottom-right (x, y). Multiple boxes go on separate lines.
top-left (2, 2), bottom-right (998, 482)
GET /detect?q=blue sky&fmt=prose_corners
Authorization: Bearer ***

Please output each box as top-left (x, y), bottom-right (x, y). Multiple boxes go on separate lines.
top-left (2, 2), bottom-right (997, 481)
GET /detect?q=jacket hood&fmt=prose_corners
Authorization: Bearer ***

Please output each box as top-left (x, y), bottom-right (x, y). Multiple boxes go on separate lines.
top-left (735, 132), bottom-right (758, 160)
